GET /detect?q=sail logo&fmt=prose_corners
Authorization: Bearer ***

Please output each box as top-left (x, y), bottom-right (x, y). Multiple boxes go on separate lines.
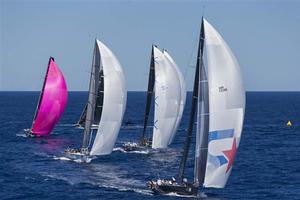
top-left (207, 129), bottom-right (236, 173)
top-left (218, 86), bottom-right (228, 92)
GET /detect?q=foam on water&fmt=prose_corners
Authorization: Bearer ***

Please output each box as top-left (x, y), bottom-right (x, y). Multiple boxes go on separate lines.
top-left (164, 192), bottom-right (196, 198)
top-left (16, 133), bottom-right (28, 138)
top-left (113, 147), bottom-right (149, 154)
top-left (53, 155), bottom-right (93, 163)
top-left (53, 156), bottom-right (72, 161)
top-left (40, 162), bottom-right (153, 196)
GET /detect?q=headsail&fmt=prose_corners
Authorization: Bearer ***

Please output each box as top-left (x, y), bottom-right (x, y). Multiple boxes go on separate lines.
top-left (152, 46), bottom-right (182, 148)
top-left (203, 19), bottom-right (245, 188)
top-left (163, 50), bottom-right (186, 145)
top-left (90, 40), bottom-right (127, 155)
top-left (31, 57), bottom-right (68, 136)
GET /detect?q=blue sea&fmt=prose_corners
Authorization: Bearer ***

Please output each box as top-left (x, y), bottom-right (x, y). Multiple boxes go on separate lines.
top-left (1, 92), bottom-right (300, 200)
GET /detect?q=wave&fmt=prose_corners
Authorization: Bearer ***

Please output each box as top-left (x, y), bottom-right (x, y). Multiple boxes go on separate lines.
top-left (164, 192), bottom-right (196, 198)
top-left (16, 133), bottom-right (28, 138)
top-left (113, 147), bottom-right (149, 154)
top-left (97, 184), bottom-right (153, 196)
top-left (52, 155), bottom-right (93, 163)
top-left (39, 162), bottom-right (153, 196)
top-left (53, 156), bottom-right (72, 161)
top-left (164, 192), bottom-right (209, 198)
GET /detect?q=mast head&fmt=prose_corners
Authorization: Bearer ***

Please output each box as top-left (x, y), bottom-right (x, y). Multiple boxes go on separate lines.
top-left (152, 44), bottom-right (158, 49)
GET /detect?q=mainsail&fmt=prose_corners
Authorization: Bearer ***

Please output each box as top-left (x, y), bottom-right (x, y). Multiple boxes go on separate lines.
top-left (194, 19), bottom-right (209, 186)
top-left (31, 57), bottom-right (68, 136)
top-left (82, 41), bottom-right (101, 149)
top-left (89, 39), bottom-right (127, 155)
top-left (140, 46), bottom-right (155, 143)
top-left (76, 70), bottom-right (103, 128)
top-left (179, 18), bottom-right (245, 189)
top-left (152, 46), bottom-right (185, 148)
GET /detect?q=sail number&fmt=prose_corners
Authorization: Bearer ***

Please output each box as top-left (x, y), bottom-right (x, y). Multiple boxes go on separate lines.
top-left (219, 86), bottom-right (228, 92)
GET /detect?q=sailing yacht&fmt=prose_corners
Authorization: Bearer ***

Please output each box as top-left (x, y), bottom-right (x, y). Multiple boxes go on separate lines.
top-left (65, 39), bottom-right (127, 161)
top-left (123, 45), bottom-right (186, 151)
top-left (148, 18), bottom-right (245, 196)
top-left (25, 57), bottom-right (68, 137)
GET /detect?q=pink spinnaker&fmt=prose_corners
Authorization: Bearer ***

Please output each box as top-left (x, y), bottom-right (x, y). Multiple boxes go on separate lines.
top-left (31, 57), bottom-right (68, 136)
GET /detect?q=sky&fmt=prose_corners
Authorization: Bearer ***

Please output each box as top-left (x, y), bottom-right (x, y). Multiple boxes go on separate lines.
top-left (0, 0), bottom-right (299, 91)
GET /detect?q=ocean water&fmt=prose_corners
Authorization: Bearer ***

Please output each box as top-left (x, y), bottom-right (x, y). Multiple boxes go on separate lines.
top-left (0, 92), bottom-right (300, 200)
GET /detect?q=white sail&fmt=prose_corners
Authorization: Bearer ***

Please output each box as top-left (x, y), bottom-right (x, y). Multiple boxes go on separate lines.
top-left (152, 46), bottom-right (182, 148)
top-left (90, 40), bottom-right (127, 155)
top-left (163, 50), bottom-right (186, 145)
top-left (203, 19), bottom-right (245, 188)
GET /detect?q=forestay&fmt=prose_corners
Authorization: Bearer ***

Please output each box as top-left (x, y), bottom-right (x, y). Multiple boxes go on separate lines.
top-left (152, 47), bottom-right (183, 148)
top-left (90, 40), bottom-right (127, 155)
top-left (203, 19), bottom-right (245, 188)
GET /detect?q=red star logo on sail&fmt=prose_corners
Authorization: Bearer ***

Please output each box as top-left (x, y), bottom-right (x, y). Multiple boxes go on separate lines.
top-left (222, 138), bottom-right (237, 173)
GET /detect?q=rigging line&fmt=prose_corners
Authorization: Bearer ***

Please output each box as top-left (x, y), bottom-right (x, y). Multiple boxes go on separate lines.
top-left (87, 129), bottom-right (94, 149)
top-left (183, 36), bottom-right (198, 88)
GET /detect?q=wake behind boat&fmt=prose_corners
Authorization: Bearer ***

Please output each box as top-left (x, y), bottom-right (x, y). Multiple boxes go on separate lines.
top-left (64, 147), bottom-right (92, 162)
top-left (65, 39), bottom-right (127, 162)
top-left (122, 140), bottom-right (151, 152)
top-left (148, 18), bottom-right (245, 196)
top-left (123, 45), bottom-right (186, 152)
top-left (25, 57), bottom-right (68, 137)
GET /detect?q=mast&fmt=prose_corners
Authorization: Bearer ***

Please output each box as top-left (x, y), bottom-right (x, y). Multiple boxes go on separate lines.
top-left (31, 57), bottom-right (53, 128)
top-left (178, 19), bottom-right (204, 182)
top-left (140, 45), bottom-right (155, 144)
top-left (194, 18), bottom-right (209, 186)
top-left (82, 41), bottom-right (100, 149)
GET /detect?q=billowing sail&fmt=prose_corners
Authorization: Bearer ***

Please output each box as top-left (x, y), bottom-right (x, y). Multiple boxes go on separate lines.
top-left (163, 50), bottom-right (186, 145)
top-left (203, 19), bottom-right (245, 188)
top-left (152, 47), bottom-right (182, 148)
top-left (90, 40), bottom-right (127, 155)
top-left (31, 57), bottom-right (68, 136)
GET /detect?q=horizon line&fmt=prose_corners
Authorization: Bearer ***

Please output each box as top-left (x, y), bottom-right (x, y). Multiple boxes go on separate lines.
top-left (1, 90), bottom-right (300, 92)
